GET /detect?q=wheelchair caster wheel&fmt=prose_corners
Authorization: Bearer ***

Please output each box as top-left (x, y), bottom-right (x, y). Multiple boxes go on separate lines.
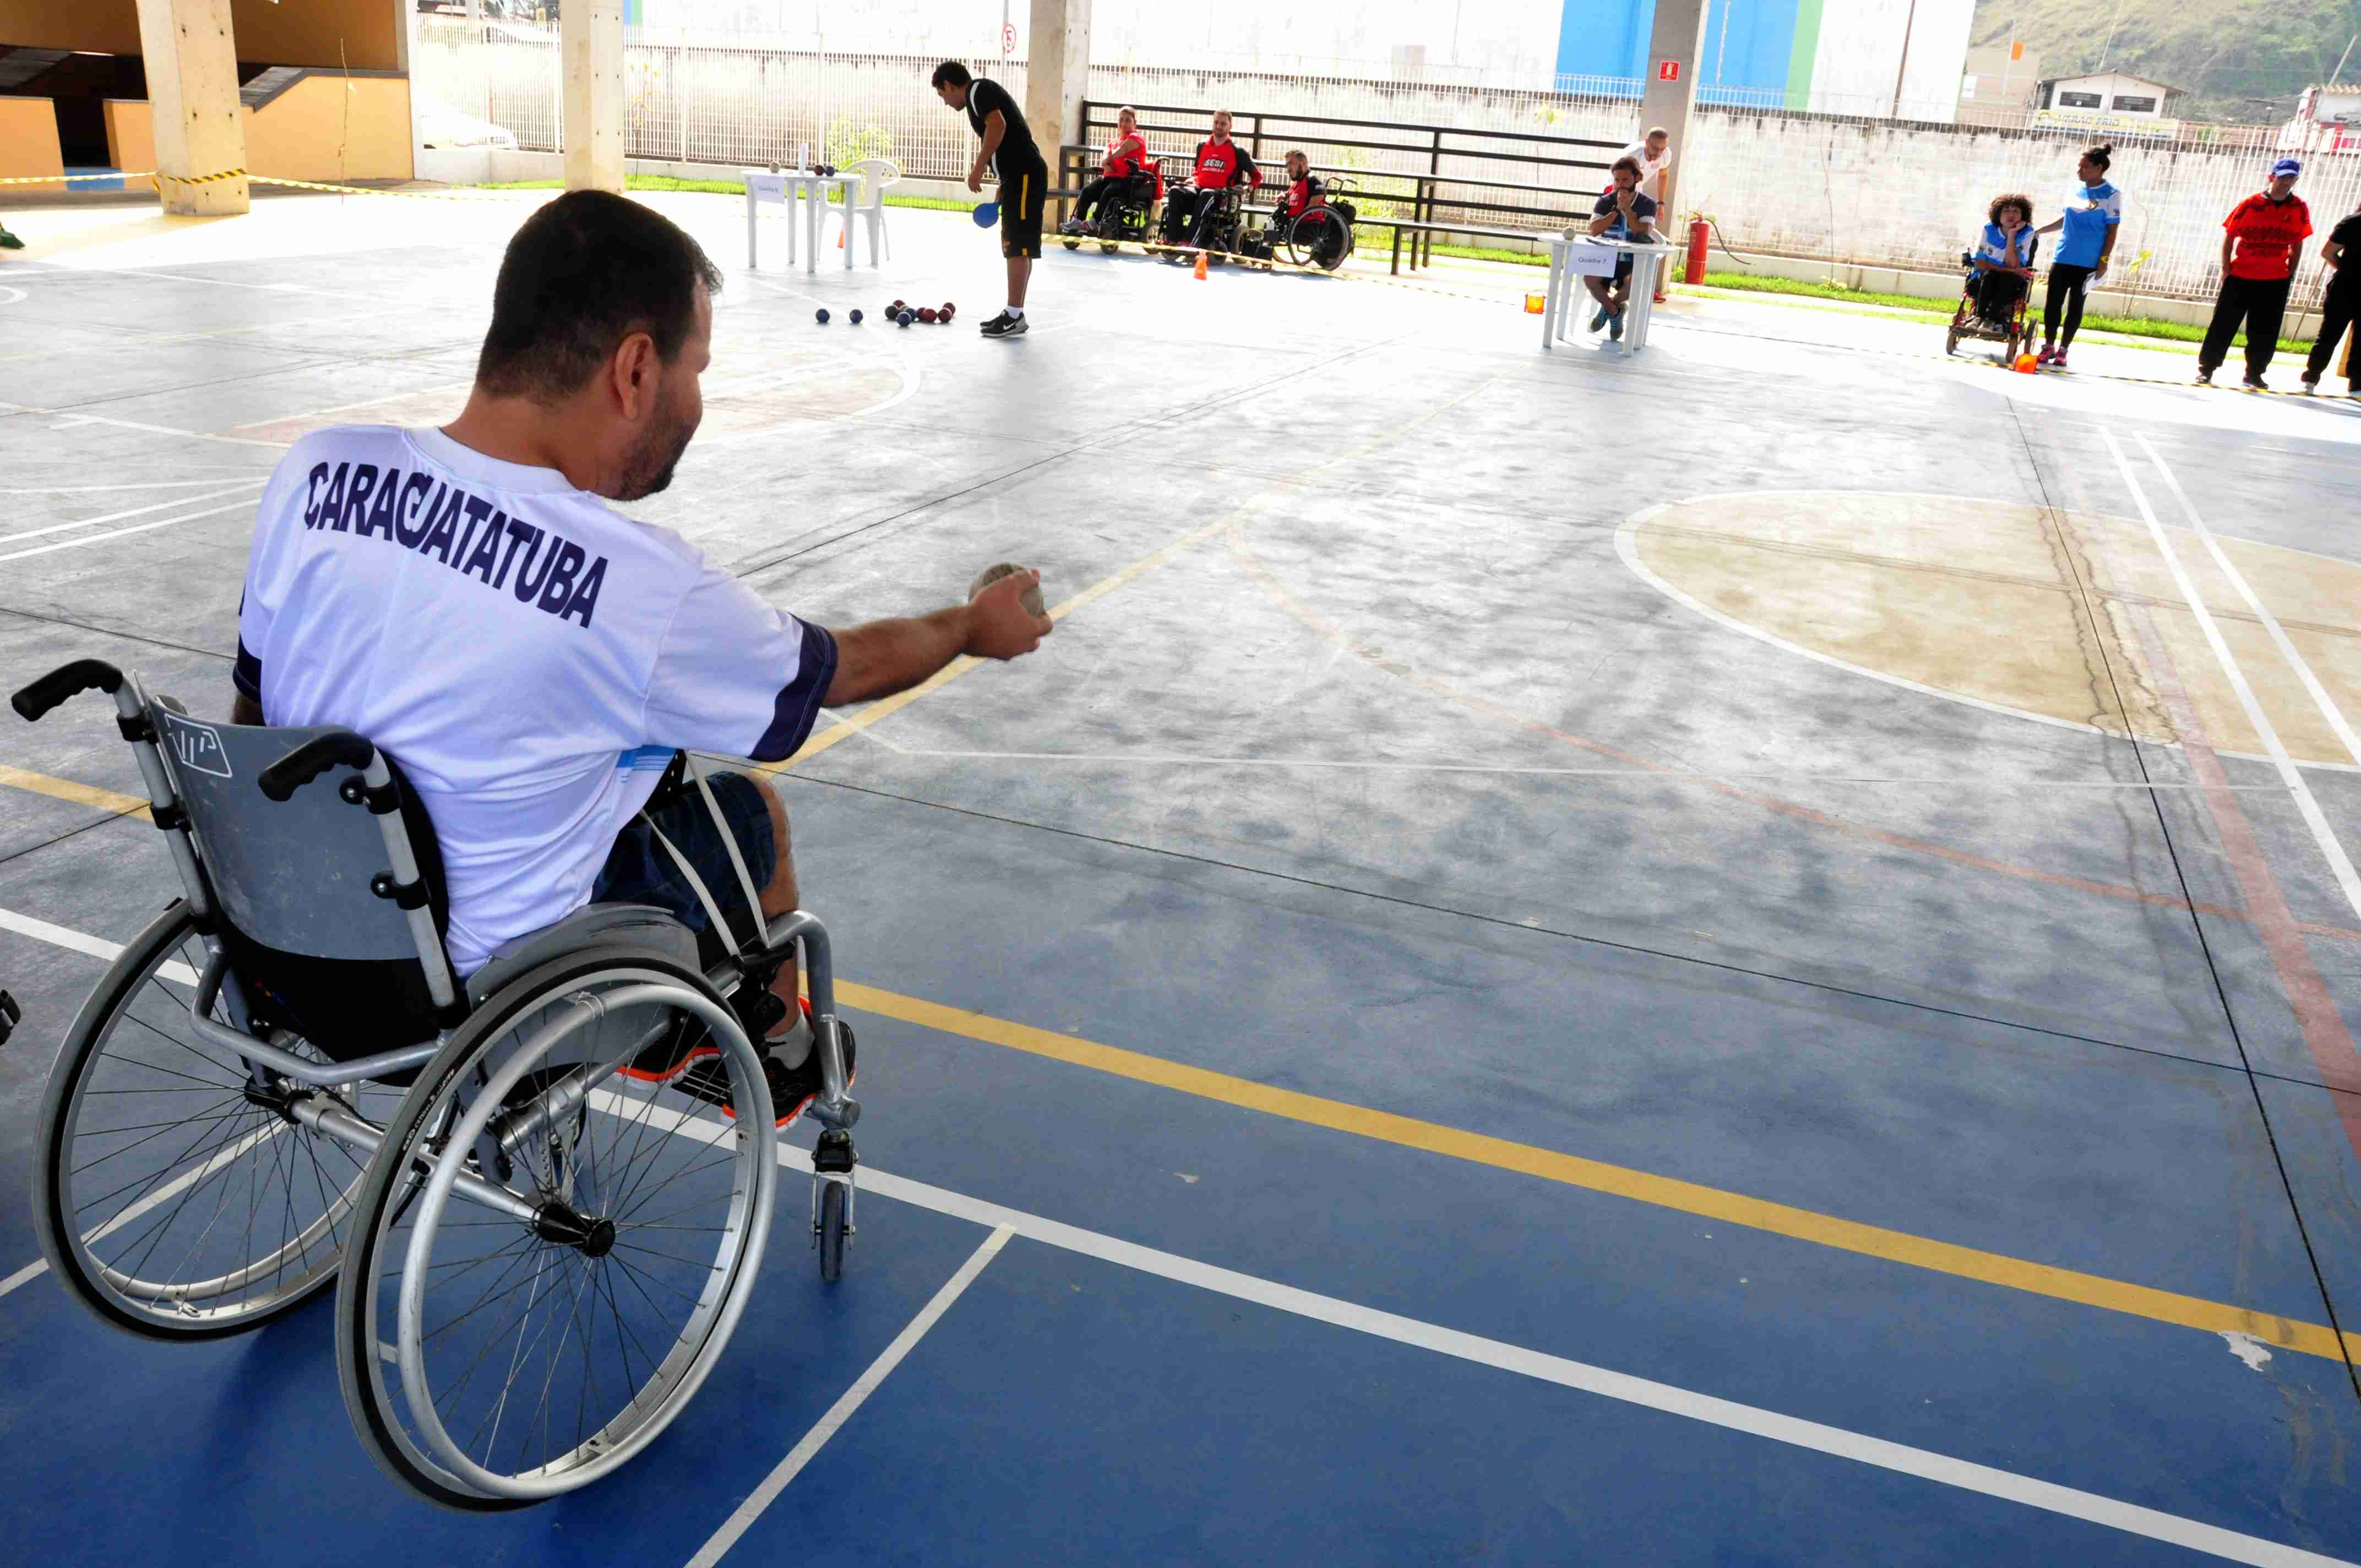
top-left (812, 1128), bottom-right (856, 1283)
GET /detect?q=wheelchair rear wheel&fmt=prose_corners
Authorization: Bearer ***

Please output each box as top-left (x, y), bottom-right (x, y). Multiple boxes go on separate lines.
top-left (34, 903), bottom-right (406, 1338)
top-left (335, 945), bottom-right (777, 1508)
top-left (1284, 208), bottom-right (1353, 272)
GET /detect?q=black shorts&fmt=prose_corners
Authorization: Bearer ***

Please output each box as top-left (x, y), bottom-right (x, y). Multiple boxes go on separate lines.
top-left (594, 771), bottom-right (776, 955)
top-left (998, 161), bottom-right (1047, 259)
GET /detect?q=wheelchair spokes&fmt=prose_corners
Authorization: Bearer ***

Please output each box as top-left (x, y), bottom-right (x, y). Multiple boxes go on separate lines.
top-left (339, 962), bottom-right (775, 1504)
top-left (37, 907), bottom-right (401, 1336)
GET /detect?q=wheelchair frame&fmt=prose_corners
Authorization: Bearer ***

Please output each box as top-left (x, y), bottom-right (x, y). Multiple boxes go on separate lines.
top-left (12, 657), bottom-right (866, 1507)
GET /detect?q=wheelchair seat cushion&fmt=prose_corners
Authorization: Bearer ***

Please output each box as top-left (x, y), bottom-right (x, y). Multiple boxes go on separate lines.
top-left (465, 902), bottom-right (701, 1003)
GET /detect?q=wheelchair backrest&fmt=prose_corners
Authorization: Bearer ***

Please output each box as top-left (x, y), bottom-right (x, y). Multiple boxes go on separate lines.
top-left (153, 706), bottom-right (442, 962)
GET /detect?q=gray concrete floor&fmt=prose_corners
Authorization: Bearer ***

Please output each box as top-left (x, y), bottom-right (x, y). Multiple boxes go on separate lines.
top-left (6, 189), bottom-right (2361, 1561)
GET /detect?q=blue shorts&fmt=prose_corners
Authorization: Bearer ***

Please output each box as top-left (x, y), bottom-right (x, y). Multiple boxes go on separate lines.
top-left (594, 770), bottom-right (776, 950)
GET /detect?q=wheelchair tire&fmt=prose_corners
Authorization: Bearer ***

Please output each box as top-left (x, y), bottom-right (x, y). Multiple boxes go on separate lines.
top-left (1945, 317), bottom-right (1962, 356)
top-left (334, 943), bottom-right (776, 1509)
top-left (817, 1178), bottom-right (847, 1282)
top-left (34, 902), bottom-right (406, 1339)
top-left (1283, 209), bottom-right (1352, 273)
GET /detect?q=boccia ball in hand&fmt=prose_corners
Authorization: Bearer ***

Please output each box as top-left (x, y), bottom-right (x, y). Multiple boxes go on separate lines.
top-left (815, 308), bottom-right (830, 324)
top-left (969, 561), bottom-right (1048, 618)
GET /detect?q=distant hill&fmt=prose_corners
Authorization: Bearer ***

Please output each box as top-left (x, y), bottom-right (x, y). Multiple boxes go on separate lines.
top-left (1970, 0), bottom-right (2361, 122)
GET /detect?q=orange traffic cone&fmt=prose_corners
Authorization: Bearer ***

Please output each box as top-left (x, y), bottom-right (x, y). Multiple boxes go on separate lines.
top-left (836, 228), bottom-right (844, 248)
top-left (1193, 251), bottom-right (1208, 281)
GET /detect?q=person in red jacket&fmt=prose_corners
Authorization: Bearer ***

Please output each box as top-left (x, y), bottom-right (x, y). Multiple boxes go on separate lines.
top-left (2198, 157), bottom-right (2313, 389)
top-left (1161, 109), bottom-right (1261, 257)
top-left (1274, 149), bottom-right (1325, 221)
top-left (1062, 105), bottom-right (1150, 235)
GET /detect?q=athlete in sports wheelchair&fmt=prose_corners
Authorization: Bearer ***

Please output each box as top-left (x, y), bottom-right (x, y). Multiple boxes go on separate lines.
top-left (1234, 151), bottom-right (1358, 272)
top-left (1947, 193), bottom-right (2041, 361)
top-left (1155, 109), bottom-right (1261, 262)
top-left (1059, 105), bottom-right (1162, 254)
top-left (14, 658), bottom-right (863, 1508)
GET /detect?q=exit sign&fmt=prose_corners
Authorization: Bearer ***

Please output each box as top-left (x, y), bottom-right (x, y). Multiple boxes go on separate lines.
top-left (1657, 60), bottom-right (1680, 81)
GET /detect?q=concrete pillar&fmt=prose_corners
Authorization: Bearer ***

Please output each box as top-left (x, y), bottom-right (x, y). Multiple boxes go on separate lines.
top-left (133, 0), bottom-right (248, 215)
top-left (1024, 0), bottom-right (1091, 170)
top-left (1636, 0), bottom-right (1709, 216)
top-left (563, 0), bottom-right (626, 193)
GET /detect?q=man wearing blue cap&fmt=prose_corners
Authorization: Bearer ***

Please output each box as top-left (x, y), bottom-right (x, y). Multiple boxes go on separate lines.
top-left (2197, 157), bottom-right (2311, 389)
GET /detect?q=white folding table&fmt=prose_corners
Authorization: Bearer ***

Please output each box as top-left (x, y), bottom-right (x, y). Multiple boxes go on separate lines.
top-left (743, 168), bottom-right (866, 273)
top-left (1542, 236), bottom-right (1678, 355)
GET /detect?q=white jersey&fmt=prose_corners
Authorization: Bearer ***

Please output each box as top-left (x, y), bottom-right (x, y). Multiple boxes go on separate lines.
top-left (236, 424), bottom-right (837, 973)
top-left (1617, 141), bottom-right (1672, 197)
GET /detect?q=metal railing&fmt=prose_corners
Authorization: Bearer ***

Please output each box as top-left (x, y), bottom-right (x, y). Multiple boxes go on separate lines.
top-left (1070, 101), bottom-right (1620, 273)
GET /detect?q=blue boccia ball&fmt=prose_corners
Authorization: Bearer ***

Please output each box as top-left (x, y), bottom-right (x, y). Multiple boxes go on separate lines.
top-left (815, 308), bottom-right (830, 325)
top-left (850, 308), bottom-right (863, 324)
top-left (897, 310), bottom-right (913, 328)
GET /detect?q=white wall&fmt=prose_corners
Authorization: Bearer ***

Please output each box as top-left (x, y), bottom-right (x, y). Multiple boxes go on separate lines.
top-left (1807, 0), bottom-right (1973, 122)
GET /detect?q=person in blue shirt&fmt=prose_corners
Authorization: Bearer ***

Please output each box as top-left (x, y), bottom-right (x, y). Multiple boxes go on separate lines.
top-left (2030, 144), bottom-right (2120, 367)
top-left (1965, 193), bottom-right (2038, 323)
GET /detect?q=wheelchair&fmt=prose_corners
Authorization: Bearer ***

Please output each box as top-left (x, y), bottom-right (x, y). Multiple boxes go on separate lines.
top-left (1946, 242), bottom-right (2038, 362)
top-left (12, 657), bottom-right (864, 1509)
top-left (1061, 166), bottom-right (1161, 255)
top-left (1154, 168), bottom-right (1247, 263)
top-left (1238, 186), bottom-right (1359, 273)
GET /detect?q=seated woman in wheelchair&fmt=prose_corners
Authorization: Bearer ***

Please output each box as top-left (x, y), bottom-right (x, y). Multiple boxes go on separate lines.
top-left (1059, 104), bottom-right (1155, 236)
top-left (229, 190), bottom-right (1054, 1123)
top-left (1963, 193), bottom-right (2039, 323)
top-left (1159, 107), bottom-right (1262, 258)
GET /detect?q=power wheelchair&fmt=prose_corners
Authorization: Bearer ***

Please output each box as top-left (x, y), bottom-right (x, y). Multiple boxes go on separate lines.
top-left (1237, 182), bottom-right (1359, 273)
top-left (1946, 233), bottom-right (2039, 363)
top-left (1060, 165), bottom-right (1162, 255)
top-left (1154, 161), bottom-right (1249, 263)
top-left (13, 657), bottom-right (863, 1509)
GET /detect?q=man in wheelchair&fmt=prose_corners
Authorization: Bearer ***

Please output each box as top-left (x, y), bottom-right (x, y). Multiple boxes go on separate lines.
top-left (1962, 193), bottom-right (2039, 326)
top-left (1238, 150), bottom-right (1356, 270)
top-left (1158, 107), bottom-right (1261, 259)
top-left (227, 190), bottom-right (1054, 1124)
top-left (1059, 104), bottom-right (1157, 239)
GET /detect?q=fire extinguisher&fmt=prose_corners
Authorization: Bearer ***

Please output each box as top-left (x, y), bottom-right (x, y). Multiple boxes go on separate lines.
top-left (1685, 218), bottom-right (1709, 287)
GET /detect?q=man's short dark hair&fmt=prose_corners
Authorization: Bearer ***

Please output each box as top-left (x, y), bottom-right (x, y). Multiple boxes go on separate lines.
top-left (1611, 155), bottom-right (1642, 177)
top-left (932, 61), bottom-right (972, 90)
top-left (475, 190), bottom-right (723, 402)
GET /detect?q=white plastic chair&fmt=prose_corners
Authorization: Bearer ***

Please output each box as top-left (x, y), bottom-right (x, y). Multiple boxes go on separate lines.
top-left (826, 157), bottom-right (902, 264)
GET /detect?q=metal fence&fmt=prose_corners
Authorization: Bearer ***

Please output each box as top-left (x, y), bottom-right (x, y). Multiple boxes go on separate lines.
top-left (411, 25), bottom-right (2353, 308)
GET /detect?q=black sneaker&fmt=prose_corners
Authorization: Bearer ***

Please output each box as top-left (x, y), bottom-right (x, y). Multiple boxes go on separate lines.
top-left (2243, 373), bottom-right (2268, 391)
top-left (674, 1020), bottom-right (857, 1129)
top-left (980, 311), bottom-right (1028, 339)
top-left (2195, 367), bottom-right (2213, 386)
top-left (0, 227), bottom-right (21, 252)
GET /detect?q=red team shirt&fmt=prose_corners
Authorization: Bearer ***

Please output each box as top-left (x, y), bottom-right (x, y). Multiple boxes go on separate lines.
top-left (1192, 139), bottom-right (1260, 191)
top-left (2223, 193), bottom-right (2313, 281)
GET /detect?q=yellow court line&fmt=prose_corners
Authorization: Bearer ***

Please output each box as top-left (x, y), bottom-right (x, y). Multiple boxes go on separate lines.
top-left (0, 764), bottom-right (149, 821)
top-left (0, 758), bottom-right (2348, 1362)
top-left (834, 977), bottom-right (2361, 1364)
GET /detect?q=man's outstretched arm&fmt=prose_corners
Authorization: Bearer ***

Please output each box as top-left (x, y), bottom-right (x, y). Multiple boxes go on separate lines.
top-left (823, 568), bottom-right (1051, 706)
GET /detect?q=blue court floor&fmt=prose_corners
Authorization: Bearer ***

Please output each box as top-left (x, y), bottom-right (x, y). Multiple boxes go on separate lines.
top-left (3, 189), bottom-right (2361, 1565)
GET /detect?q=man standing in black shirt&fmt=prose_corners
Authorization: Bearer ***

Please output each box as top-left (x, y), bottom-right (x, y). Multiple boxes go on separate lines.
top-left (2303, 203), bottom-right (2361, 397)
top-left (932, 61), bottom-right (1048, 339)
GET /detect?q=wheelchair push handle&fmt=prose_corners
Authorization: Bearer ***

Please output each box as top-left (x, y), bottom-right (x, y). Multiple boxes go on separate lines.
top-left (10, 658), bottom-right (125, 722)
top-left (259, 731), bottom-right (378, 802)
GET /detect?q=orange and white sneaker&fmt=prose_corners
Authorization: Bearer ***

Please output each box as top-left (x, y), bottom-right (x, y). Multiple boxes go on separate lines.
top-left (674, 1000), bottom-right (858, 1129)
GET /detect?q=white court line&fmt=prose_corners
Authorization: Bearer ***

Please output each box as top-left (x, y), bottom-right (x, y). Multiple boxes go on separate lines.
top-left (2139, 433), bottom-right (2361, 772)
top-left (584, 1098), bottom-right (2358, 1568)
top-left (33, 411), bottom-right (291, 449)
top-left (0, 478), bottom-right (270, 494)
top-left (0, 481), bottom-right (264, 545)
top-left (0, 907), bottom-right (199, 986)
top-left (0, 285), bottom-right (25, 306)
top-left (683, 1225), bottom-right (1016, 1568)
top-left (0, 498), bottom-right (259, 563)
top-left (26, 259), bottom-right (409, 303)
top-left (2103, 431), bottom-right (2361, 926)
